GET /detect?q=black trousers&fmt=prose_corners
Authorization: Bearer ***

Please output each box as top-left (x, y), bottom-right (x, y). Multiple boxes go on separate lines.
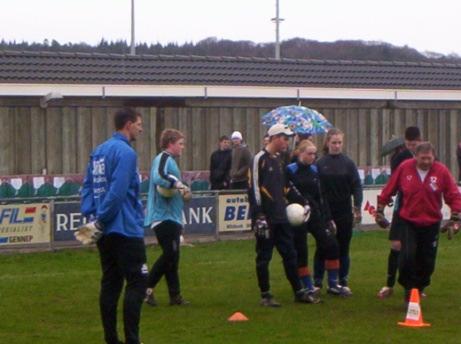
top-left (97, 234), bottom-right (148, 344)
top-left (294, 210), bottom-right (339, 268)
top-left (147, 220), bottom-right (182, 298)
top-left (255, 222), bottom-right (302, 295)
top-left (314, 211), bottom-right (353, 285)
top-left (398, 221), bottom-right (440, 291)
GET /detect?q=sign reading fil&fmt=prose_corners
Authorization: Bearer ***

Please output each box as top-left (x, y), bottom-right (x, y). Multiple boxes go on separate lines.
top-left (0, 203), bottom-right (51, 246)
top-left (218, 194), bottom-right (251, 232)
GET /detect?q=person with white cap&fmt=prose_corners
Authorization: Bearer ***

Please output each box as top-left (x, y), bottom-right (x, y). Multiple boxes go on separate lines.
top-left (229, 130), bottom-right (252, 189)
top-left (248, 123), bottom-right (320, 307)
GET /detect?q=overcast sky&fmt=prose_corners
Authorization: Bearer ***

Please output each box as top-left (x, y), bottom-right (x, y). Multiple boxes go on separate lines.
top-left (1, 0), bottom-right (460, 55)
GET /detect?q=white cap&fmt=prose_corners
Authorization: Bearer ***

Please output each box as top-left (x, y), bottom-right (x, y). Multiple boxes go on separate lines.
top-left (267, 124), bottom-right (294, 137)
top-left (231, 131), bottom-right (243, 140)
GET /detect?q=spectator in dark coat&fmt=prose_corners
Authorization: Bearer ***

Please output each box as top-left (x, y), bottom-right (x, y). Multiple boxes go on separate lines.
top-left (209, 136), bottom-right (232, 190)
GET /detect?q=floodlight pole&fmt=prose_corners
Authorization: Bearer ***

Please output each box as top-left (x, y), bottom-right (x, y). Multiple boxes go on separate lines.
top-left (130, 0), bottom-right (136, 55)
top-left (271, 0), bottom-right (284, 60)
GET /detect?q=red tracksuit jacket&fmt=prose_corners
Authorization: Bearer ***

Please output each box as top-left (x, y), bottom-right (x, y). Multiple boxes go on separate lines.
top-left (378, 159), bottom-right (461, 227)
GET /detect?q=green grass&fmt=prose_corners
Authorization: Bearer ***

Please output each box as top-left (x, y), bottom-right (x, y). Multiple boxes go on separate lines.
top-left (1, 230), bottom-right (461, 343)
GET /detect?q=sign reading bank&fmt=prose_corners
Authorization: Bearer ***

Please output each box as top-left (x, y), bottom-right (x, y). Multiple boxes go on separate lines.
top-left (53, 196), bottom-right (216, 242)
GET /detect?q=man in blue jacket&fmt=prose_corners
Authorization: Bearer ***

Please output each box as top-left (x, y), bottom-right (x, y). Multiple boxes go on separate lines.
top-left (80, 108), bottom-right (146, 344)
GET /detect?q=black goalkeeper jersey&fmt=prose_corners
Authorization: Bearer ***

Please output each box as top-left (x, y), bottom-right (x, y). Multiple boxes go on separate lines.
top-left (248, 149), bottom-right (305, 224)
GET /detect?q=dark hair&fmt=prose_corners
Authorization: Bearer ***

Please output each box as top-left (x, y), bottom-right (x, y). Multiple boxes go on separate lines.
top-left (219, 135), bottom-right (230, 142)
top-left (405, 126), bottom-right (421, 141)
top-left (322, 128), bottom-right (344, 154)
top-left (160, 129), bottom-right (185, 149)
top-left (114, 108), bottom-right (140, 130)
top-left (415, 141), bottom-right (435, 155)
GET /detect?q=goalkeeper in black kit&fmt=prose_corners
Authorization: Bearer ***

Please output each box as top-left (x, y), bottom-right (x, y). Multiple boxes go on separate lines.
top-left (248, 124), bottom-right (320, 307)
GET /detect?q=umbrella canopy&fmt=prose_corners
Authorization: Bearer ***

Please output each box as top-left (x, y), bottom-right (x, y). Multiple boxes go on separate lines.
top-left (381, 136), bottom-right (405, 156)
top-left (262, 105), bottom-right (333, 135)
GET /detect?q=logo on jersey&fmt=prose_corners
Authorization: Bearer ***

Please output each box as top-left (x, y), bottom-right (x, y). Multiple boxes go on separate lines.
top-left (429, 176), bottom-right (438, 191)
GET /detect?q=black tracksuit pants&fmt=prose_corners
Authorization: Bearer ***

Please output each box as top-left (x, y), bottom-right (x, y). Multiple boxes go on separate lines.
top-left (398, 221), bottom-right (440, 291)
top-left (255, 222), bottom-right (303, 295)
top-left (314, 211), bottom-right (353, 286)
top-left (147, 220), bottom-right (182, 298)
top-left (97, 234), bottom-right (148, 344)
top-left (294, 209), bottom-right (339, 268)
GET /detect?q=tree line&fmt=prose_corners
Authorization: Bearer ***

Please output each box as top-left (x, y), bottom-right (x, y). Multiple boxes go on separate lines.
top-left (1, 37), bottom-right (459, 62)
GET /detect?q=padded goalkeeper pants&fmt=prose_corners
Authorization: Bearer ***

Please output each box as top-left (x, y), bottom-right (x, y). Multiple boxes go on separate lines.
top-left (314, 212), bottom-right (353, 286)
top-left (398, 221), bottom-right (440, 291)
top-left (147, 220), bottom-right (182, 298)
top-left (97, 233), bottom-right (147, 344)
top-left (255, 222), bottom-right (303, 295)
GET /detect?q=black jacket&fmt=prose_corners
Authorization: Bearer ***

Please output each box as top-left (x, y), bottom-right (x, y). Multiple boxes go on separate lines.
top-left (248, 149), bottom-right (306, 224)
top-left (390, 148), bottom-right (413, 173)
top-left (209, 149), bottom-right (231, 190)
top-left (286, 161), bottom-right (332, 222)
top-left (317, 153), bottom-right (362, 216)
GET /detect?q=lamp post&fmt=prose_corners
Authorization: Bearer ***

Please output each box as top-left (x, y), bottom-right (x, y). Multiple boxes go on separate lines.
top-left (271, 0), bottom-right (284, 60)
top-left (130, 0), bottom-right (135, 55)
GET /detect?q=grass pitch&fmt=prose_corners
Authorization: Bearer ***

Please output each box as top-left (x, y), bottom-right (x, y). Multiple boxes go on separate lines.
top-left (1, 230), bottom-right (460, 343)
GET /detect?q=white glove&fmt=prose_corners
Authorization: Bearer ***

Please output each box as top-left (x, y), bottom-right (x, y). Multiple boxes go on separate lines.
top-left (74, 221), bottom-right (103, 245)
top-left (175, 180), bottom-right (186, 189)
top-left (179, 186), bottom-right (192, 202)
top-left (303, 205), bottom-right (311, 223)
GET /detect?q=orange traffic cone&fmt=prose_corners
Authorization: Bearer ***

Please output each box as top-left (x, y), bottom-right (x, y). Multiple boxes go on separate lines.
top-left (228, 311), bottom-right (249, 322)
top-left (398, 288), bottom-right (431, 327)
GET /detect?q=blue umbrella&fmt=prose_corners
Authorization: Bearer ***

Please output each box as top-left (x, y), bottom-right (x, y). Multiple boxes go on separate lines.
top-left (262, 105), bottom-right (333, 135)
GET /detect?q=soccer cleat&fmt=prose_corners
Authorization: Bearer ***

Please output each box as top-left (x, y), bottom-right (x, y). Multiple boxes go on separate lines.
top-left (327, 285), bottom-right (353, 297)
top-left (314, 279), bottom-right (323, 289)
top-left (377, 286), bottom-right (393, 299)
top-left (260, 296), bottom-right (282, 307)
top-left (295, 290), bottom-right (321, 304)
top-left (310, 286), bottom-right (321, 297)
top-left (169, 295), bottom-right (190, 306)
top-left (144, 290), bottom-right (158, 307)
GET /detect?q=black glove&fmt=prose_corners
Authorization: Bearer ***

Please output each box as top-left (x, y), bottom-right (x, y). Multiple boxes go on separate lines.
top-left (326, 220), bottom-right (337, 236)
top-left (353, 206), bottom-right (362, 225)
top-left (441, 213), bottom-right (461, 240)
top-left (375, 203), bottom-right (390, 229)
top-left (253, 215), bottom-right (270, 239)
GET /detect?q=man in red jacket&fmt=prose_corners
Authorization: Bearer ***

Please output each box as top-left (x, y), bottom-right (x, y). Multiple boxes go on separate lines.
top-left (376, 142), bottom-right (461, 301)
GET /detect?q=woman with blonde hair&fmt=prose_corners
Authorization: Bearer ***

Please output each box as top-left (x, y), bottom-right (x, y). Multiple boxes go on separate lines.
top-left (314, 128), bottom-right (363, 294)
top-left (286, 139), bottom-right (350, 297)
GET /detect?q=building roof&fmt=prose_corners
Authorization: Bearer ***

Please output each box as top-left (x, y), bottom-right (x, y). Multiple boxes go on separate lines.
top-left (1, 50), bottom-right (461, 90)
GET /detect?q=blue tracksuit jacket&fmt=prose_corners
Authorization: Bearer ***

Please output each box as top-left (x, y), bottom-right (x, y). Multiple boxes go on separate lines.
top-left (80, 132), bottom-right (144, 238)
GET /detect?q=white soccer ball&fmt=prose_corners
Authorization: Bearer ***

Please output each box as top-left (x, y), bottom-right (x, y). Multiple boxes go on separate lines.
top-left (286, 203), bottom-right (308, 227)
top-left (156, 185), bottom-right (177, 198)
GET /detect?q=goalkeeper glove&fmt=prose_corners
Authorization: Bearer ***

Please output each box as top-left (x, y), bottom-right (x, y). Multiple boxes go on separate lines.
top-left (327, 220), bottom-right (337, 236)
top-left (253, 215), bottom-right (270, 239)
top-left (303, 204), bottom-right (311, 223)
top-left (441, 213), bottom-right (461, 240)
top-left (353, 206), bottom-right (362, 225)
top-left (180, 187), bottom-right (192, 202)
top-left (375, 203), bottom-right (390, 229)
top-left (74, 221), bottom-right (103, 245)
